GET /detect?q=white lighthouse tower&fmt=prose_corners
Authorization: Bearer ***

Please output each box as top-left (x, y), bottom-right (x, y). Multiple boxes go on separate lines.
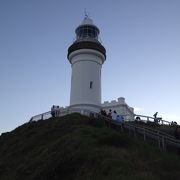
top-left (67, 16), bottom-right (106, 112)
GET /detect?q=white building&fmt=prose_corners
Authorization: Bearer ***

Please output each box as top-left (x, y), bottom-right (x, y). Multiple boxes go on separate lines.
top-left (30, 16), bottom-right (134, 122)
top-left (67, 16), bottom-right (106, 112)
top-left (102, 97), bottom-right (134, 121)
top-left (67, 16), bottom-right (134, 120)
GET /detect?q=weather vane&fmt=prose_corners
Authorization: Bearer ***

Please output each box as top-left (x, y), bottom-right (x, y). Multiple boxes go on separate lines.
top-left (84, 8), bottom-right (89, 18)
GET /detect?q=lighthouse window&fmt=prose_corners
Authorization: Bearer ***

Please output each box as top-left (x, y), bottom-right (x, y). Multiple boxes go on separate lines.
top-left (90, 81), bottom-right (93, 89)
top-left (76, 26), bottom-right (99, 40)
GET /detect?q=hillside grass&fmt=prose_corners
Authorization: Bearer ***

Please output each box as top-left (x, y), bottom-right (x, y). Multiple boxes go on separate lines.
top-left (0, 113), bottom-right (180, 180)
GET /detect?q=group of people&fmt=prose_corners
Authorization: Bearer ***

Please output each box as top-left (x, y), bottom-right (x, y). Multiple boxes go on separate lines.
top-left (153, 112), bottom-right (180, 141)
top-left (51, 105), bottom-right (60, 117)
top-left (100, 109), bottom-right (124, 123)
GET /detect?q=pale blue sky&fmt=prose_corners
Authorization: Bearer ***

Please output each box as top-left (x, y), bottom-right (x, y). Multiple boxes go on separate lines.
top-left (0, 0), bottom-right (180, 134)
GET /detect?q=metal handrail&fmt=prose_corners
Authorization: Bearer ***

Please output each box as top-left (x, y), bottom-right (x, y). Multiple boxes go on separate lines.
top-left (29, 108), bottom-right (100, 122)
top-left (111, 120), bottom-right (180, 150)
top-left (129, 122), bottom-right (174, 139)
top-left (134, 114), bottom-right (177, 126)
top-left (98, 115), bottom-right (180, 150)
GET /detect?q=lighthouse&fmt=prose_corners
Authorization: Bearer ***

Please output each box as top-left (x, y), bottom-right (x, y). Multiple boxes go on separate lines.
top-left (30, 16), bottom-right (134, 121)
top-left (67, 16), bottom-right (106, 112)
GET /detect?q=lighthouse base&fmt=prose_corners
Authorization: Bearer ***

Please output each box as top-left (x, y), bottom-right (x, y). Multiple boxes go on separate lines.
top-left (69, 104), bottom-right (101, 114)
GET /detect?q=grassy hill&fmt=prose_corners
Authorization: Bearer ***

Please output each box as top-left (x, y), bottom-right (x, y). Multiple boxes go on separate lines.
top-left (0, 113), bottom-right (180, 180)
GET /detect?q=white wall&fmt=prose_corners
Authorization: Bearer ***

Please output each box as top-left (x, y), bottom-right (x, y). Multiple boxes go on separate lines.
top-left (68, 49), bottom-right (105, 110)
top-left (102, 97), bottom-right (134, 121)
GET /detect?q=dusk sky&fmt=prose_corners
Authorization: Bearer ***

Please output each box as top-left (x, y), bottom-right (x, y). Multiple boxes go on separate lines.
top-left (0, 0), bottom-right (180, 134)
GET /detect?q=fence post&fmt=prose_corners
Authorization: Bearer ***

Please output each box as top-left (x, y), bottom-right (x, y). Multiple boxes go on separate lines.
top-left (128, 125), bottom-right (131, 136)
top-left (134, 127), bottom-right (137, 138)
top-left (120, 123), bottom-right (123, 132)
top-left (147, 117), bottom-right (149, 122)
top-left (161, 120), bottom-right (164, 125)
top-left (162, 136), bottom-right (166, 151)
top-left (81, 110), bottom-right (84, 115)
top-left (143, 128), bottom-right (146, 141)
top-left (108, 119), bottom-right (111, 128)
top-left (157, 131), bottom-right (161, 149)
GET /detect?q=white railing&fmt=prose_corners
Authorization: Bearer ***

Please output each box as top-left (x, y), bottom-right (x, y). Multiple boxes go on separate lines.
top-left (121, 122), bottom-right (180, 150)
top-left (30, 109), bottom-right (177, 126)
top-left (29, 108), bottom-right (100, 122)
top-left (134, 114), bottom-right (174, 126)
top-left (101, 117), bottom-right (180, 151)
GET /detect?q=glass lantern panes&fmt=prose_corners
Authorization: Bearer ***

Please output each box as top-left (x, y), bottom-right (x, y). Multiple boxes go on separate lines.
top-left (76, 25), bottom-right (99, 40)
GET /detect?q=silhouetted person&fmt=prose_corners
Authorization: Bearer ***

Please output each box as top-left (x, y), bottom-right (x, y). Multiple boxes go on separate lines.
top-left (171, 121), bottom-right (177, 126)
top-left (112, 110), bottom-right (117, 120)
top-left (100, 109), bottom-right (107, 117)
top-left (174, 126), bottom-right (180, 154)
top-left (51, 105), bottom-right (55, 117)
top-left (174, 126), bottom-right (180, 140)
top-left (116, 114), bottom-right (124, 123)
top-left (107, 109), bottom-right (112, 119)
top-left (56, 106), bottom-right (60, 117)
top-left (135, 116), bottom-right (141, 120)
top-left (153, 112), bottom-right (158, 118)
top-left (153, 112), bottom-right (158, 123)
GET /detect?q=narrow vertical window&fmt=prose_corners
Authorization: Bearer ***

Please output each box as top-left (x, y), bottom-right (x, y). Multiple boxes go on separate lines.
top-left (90, 81), bottom-right (93, 89)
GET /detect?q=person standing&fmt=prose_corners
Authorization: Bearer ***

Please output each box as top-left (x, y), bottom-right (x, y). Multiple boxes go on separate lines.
top-left (116, 115), bottom-right (124, 123)
top-left (153, 112), bottom-right (158, 123)
top-left (51, 105), bottom-right (55, 117)
top-left (107, 109), bottom-right (112, 119)
top-left (174, 126), bottom-right (180, 140)
top-left (111, 110), bottom-right (117, 121)
top-left (153, 112), bottom-right (158, 118)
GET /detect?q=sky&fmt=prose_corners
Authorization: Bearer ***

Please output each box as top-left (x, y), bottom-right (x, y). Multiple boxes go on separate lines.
top-left (0, 0), bottom-right (180, 134)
